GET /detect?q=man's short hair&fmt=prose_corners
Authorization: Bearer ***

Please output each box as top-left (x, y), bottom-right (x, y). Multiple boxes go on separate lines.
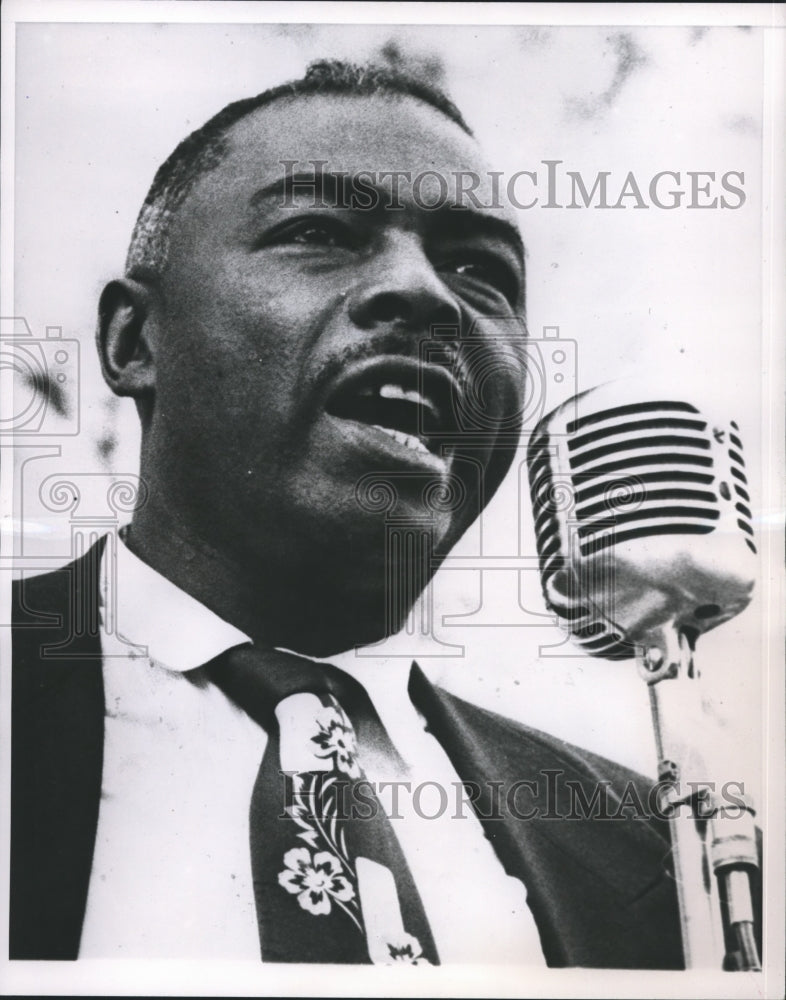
top-left (125, 59), bottom-right (473, 281)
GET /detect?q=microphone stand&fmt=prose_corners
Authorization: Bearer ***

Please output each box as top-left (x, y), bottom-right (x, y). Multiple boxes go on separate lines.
top-left (638, 625), bottom-right (761, 971)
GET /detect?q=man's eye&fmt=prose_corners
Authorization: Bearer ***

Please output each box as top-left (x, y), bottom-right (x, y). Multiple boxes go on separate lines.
top-left (453, 260), bottom-right (492, 279)
top-left (274, 219), bottom-right (353, 248)
top-left (446, 255), bottom-right (520, 305)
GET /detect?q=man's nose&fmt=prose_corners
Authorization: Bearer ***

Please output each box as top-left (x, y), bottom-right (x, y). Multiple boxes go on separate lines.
top-left (348, 231), bottom-right (461, 334)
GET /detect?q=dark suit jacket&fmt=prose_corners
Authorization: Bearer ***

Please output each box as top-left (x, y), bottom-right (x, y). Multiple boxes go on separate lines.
top-left (11, 540), bottom-right (712, 967)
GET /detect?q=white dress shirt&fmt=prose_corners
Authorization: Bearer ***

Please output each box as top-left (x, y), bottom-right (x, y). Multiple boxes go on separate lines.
top-left (80, 532), bottom-right (545, 964)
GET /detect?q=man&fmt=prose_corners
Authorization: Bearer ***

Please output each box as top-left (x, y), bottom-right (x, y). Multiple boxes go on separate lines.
top-left (12, 60), bottom-right (687, 967)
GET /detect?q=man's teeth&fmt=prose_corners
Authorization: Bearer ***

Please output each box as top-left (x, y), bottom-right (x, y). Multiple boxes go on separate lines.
top-left (358, 382), bottom-right (431, 410)
top-left (377, 383), bottom-right (429, 408)
top-left (371, 424), bottom-right (430, 455)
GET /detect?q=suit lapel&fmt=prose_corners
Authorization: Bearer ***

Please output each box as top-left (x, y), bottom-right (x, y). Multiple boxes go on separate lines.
top-left (11, 540), bottom-right (106, 959)
top-left (408, 663), bottom-right (683, 969)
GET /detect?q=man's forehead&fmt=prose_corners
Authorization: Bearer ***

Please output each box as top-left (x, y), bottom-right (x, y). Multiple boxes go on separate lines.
top-left (226, 91), bottom-right (480, 166)
top-left (212, 92), bottom-right (515, 217)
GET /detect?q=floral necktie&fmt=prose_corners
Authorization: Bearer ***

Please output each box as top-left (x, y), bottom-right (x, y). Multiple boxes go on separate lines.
top-left (206, 644), bottom-right (439, 965)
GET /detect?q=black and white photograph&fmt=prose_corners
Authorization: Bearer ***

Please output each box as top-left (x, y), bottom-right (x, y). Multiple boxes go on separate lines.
top-left (1, 2), bottom-right (783, 997)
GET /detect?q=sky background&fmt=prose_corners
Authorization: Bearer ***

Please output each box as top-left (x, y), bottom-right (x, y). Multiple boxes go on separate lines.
top-left (9, 19), bottom-right (771, 798)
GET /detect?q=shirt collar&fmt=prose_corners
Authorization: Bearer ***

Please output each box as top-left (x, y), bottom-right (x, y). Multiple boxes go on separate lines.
top-left (105, 528), bottom-right (251, 673)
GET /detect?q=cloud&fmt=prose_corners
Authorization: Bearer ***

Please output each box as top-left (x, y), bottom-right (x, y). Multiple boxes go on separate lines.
top-left (375, 38), bottom-right (447, 88)
top-left (566, 32), bottom-right (648, 121)
top-left (724, 113), bottom-right (759, 135)
top-left (689, 26), bottom-right (710, 46)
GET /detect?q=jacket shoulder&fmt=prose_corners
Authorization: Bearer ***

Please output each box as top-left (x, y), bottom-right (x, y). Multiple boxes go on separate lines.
top-left (13, 540), bottom-right (105, 673)
top-left (429, 678), bottom-right (661, 799)
top-left (10, 546), bottom-right (106, 960)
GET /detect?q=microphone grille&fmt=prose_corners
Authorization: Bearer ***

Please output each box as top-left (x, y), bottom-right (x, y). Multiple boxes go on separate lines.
top-left (527, 387), bottom-right (756, 659)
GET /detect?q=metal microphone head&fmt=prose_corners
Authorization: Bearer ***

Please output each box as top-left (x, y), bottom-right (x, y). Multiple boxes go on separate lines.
top-left (527, 381), bottom-right (756, 659)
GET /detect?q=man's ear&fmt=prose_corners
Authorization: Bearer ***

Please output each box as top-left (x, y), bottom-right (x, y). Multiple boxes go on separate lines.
top-left (96, 278), bottom-right (157, 398)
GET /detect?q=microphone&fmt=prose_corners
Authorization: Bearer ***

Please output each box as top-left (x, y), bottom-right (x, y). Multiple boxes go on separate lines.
top-left (526, 380), bottom-right (756, 660)
top-left (526, 379), bottom-right (761, 970)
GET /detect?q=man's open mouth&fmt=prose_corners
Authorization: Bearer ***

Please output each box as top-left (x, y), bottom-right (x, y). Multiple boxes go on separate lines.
top-left (323, 357), bottom-right (459, 463)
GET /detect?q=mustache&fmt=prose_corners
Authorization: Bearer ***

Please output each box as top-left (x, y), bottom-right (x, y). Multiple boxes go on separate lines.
top-left (316, 329), bottom-right (464, 392)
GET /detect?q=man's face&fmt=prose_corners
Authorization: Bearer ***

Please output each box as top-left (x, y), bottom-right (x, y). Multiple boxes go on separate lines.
top-left (146, 93), bottom-right (526, 598)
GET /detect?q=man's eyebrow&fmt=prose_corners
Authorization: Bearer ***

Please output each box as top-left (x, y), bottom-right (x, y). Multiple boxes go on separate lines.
top-left (249, 171), bottom-right (526, 263)
top-left (249, 170), bottom-right (345, 210)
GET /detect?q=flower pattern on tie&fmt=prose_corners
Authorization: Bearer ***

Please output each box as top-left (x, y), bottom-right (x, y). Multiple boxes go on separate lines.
top-left (278, 847), bottom-right (355, 915)
top-left (276, 695), bottom-right (430, 963)
top-left (311, 704), bottom-right (361, 778)
top-left (386, 932), bottom-right (429, 964)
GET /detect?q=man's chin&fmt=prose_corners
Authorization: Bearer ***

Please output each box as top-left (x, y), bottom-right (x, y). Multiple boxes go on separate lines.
top-left (269, 599), bottom-right (406, 659)
top-left (234, 474), bottom-right (476, 652)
